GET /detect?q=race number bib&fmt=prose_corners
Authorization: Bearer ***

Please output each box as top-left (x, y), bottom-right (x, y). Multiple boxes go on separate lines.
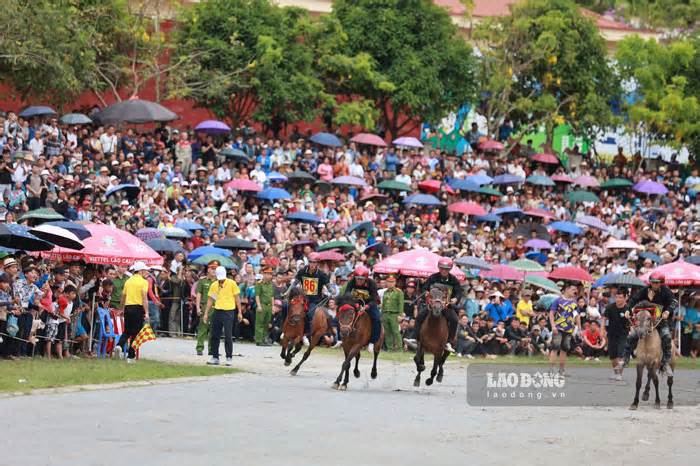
top-left (302, 277), bottom-right (319, 295)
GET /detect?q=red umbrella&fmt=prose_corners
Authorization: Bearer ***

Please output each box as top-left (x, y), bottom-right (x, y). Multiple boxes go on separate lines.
top-left (373, 250), bottom-right (465, 279)
top-left (447, 201), bottom-right (487, 216)
top-left (531, 153), bottom-right (559, 165)
top-left (524, 208), bottom-right (556, 220)
top-left (479, 140), bottom-right (504, 152)
top-left (639, 260), bottom-right (700, 287)
top-left (350, 133), bottom-right (387, 147)
top-left (551, 174), bottom-right (574, 183)
top-left (225, 178), bottom-right (262, 192)
top-left (548, 266), bottom-right (593, 282)
top-left (480, 264), bottom-right (523, 281)
top-left (418, 179), bottom-right (455, 194)
top-left (315, 250), bottom-right (346, 262)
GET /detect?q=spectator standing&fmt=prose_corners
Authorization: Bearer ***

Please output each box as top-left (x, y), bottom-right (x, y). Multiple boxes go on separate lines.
top-left (604, 289), bottom-right (630, 381)
top-left (204, 266), bottom-right (241, 366)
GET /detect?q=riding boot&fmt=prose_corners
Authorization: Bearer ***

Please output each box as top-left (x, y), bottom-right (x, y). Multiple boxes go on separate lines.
top-left (443, 308), bottom-right (458, 343)
top-left (659, 327), bottom-right (673, 369)
top-left (415, 308), bottom-right (427, 343)
top-left (367, 304), bottom-right (381, 344)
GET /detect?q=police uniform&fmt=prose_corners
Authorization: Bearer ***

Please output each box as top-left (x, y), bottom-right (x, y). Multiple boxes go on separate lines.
top-left (417, 271), bottom-right (462, 344)
top-left (381, 277), bottom-right (404, 351)
top-left (254, 267), bottom-right (274, 345)
top-left (343, 276), bottom-right (381, 345)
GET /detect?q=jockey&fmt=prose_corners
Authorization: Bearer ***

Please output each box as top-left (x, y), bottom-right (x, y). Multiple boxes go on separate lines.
top-left (418, 258), bottom-right (461, 353)
top-left (618, 272), bottom-right (676, 375)
top-left (284, 253), bottom-right (331, 346)
top-left (342, 265), bottom-right (381, 353)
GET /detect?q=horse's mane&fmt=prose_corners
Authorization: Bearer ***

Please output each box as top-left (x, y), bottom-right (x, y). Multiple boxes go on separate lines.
top-left (336, 293), bottom-right (358, 309)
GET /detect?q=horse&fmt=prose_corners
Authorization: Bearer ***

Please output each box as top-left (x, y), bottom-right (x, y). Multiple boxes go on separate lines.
top-left (414, 286), bottom-right (450, 387)
top-left (280, 292), bottom-right (332, 375)
top-left (332, 295), bottom-right (384, 391)
top-left (629, 302), bottom-right (675, 410)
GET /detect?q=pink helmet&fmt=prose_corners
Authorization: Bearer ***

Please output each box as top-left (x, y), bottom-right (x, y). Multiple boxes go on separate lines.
top-left (438, 257), bottom-right (453, 270)
top-left (354, 265), bottom-right (370, 277)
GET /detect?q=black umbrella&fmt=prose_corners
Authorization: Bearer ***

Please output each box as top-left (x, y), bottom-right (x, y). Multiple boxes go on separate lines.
top-left (60, 113), bottom-right (92, 125)
top-left (214, 238), bottom-right (256, 250)
top-left (29, 224), bottom-right (84, 250)
top-left (287, 170), bottom-right (316, 182)
top-left (146, 238), bottom-right (185, 255)
top-left (18, 208), bottom-right (66, 226)
top-left (220, 148), bottom-right (252, 164)
top-left (44, 221), bottom-right (91, 240)
top-left (93, 99), bottom-right (178, 124)
top-left (685, 256), bottom-right (700, 266)
top-left (19, 106), bottom-right (57, 119)
top-left (0, 224), bottom-right (54, 251)
top-left (604, 274), bottom-right (646, 288)
top-left (513, 222), bottom-right (551, 240)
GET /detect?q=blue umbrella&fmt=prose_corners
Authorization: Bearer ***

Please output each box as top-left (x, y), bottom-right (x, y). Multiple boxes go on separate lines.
top-left (174, 220), bottom-right (206, 231)
top-left (286, 211), bottom-right (322, 223)
top-left (267, 171), bottom-right (288, 183)
top-left (492, 174), bottom-right (525, 185)
top-left (105, 184), bottom-right (140, 200)
top-left (403, 193), bottom-right (443, 206)
top-left (592, 272), bottom-right (618, 288)
top-left (310, 132), bottom-right (343, 147)
top-left (146, 238), bottom-right (185, 255)
top-left (0, 224), bottom-right (53, 251)
top-left (19, 106), bottom-right (57, 119)
top-left (0, 246), bottom-right (17, 255)
top-left (525, 251), bottom-right (548, 265)
top-left (159, 227), bottom-right (192, 239)
top-left (188, 246), bottom-right (233, 261)
top-left (493, 205), bottom-right (523, 215)
top-left (526, 175), bottom-right (555, 187)
top-left (639, 252), bottom-right (661, 263)
top-left (449, 179), bottom-right (481, 192)
top-left (257, 187), bottom-right (292, 201)
top-left (549, 221), bottom-right (583, 235)
top-left (474, 213), bottom-right (501, 223)
top-left (466, 174), bottom-right (493, 186)
top-left (347, 221), bottom-right (374, 234)
top-left (685, 256), bottom-right (700, 266)
top-left (44, 221), bottom-right (91, 240)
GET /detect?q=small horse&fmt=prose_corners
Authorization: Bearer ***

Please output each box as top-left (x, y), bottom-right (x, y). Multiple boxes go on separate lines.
top-left (629, 303), bottom-right (675, 410)
top-left (280, 293), bottom-right (332, 375)
top-left (332, 295), bottom-right (384, 391)
top-left (414, 286), bottom-right (450, 387)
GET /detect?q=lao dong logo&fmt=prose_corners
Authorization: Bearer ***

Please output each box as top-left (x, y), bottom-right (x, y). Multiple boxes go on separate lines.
top-left (487, 371), bottom-right (565, 389)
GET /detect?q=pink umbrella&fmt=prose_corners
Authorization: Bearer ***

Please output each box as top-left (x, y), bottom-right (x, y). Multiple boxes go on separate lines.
top-left (639, 260), bottom-right (700, 287)
top-left (531, 153), bottom-right (559, 165)
top-left (551, 174), bottom-right (574, 183)
top-left (447, 201), bottom-right (487, 216)
top-left (373, 250), bottom-right (465, 279)
top-left (549, 266), bottom-right (593, 282)
top-left (315, 250), bottom-right (346, 262)
top-left (479, 140), bottom-right (504, 151)
top-left (524, 208), bottom-right (556, 220)
top-left (480, 264), bottom-right (523, 281)
top-left (605, 239), bottom-right (642, 250)
top-left (41, 223), bottom-right (163, 266)
top-left (573, 175), bottom-right (600, 188)
top-left (225, 178), bottom-right (263, 192)
top-left (392, 136), bottom-right (423, 148)
top-left (350, 133), bottom-right (387, 147)
top-left (418, 179), bottom-right (455, 194)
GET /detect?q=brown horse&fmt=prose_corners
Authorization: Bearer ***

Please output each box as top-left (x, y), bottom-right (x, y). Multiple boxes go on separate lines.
top-left (332, 295), bottom-right (384, 391)
top-left (414, 286), bottom-right (450, 387)
top-left (280, 294), bottom-right (332, 375)
top-left (629, 303), bottom-right (675, 410)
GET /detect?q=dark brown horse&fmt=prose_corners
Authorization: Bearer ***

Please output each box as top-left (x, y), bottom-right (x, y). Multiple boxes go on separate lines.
top-left (280, 294), bottom-right (332, 375)
top-left (332, 295), bottom-right (384, 390)
top-left (414, 286), bottom-right (450, 387)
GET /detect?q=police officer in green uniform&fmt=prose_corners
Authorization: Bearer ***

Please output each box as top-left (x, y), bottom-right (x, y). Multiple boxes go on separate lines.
top-left (195, 261), bottom-right (218, 356)
top-left (254, 266), bottom-right (274, 346)
top-left (381, 275), bottom-right (404, 351)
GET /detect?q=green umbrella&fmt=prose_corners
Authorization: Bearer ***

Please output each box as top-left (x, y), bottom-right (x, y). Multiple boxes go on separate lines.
top-left (318, 240), bottom-right (355, 252)
top-left (192, 254), bottom-right (237, 270)
top-left (18, 207), bottom-right (66, 225)
top-left (600, 178), bottom-right (633, 189)
top-left (567, 190), bottom-right (599, 203)
top-left (478, 186), bottom-right (503, 197)
top-left (525, 276), bottom-right (562, 295)
top-left (377, 180), bottom-right (411, 192)
top-left (509, 258), bottom-right (544, 272)
top-left (536, 293), bottom-right (561, 309)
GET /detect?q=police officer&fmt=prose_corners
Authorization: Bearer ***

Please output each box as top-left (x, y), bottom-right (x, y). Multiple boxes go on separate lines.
top-left (343, 265), bottom-right (381, 353)
top-left (417, 258), bottom-right (461, 352)
top-left (254, 266), bottom-right (274, 346)
top-left (285, 253), bottom-right (330, 345)
top-left (381, 275), bottom-right (404, 351)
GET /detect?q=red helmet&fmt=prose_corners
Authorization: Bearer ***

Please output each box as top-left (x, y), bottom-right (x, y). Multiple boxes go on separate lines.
top-left (438, 258), bottom-right (453, 270)
top-left (649, 271), bottom-right (665, 284)
top-left (309, 253), bottom-right (319, 262)
top-left (354, 265), bottom-right (370, 278)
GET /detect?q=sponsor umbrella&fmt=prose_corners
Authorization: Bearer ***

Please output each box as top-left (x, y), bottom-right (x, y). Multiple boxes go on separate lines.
top-left (447, 201), bottom-right (487, 216)
top-left (93, 99), bottom-right (178, 124)
top-left (350, 133), bottom-right (386, 147)
top-left (373, 249), bottom-right (465, 279)
top-left (29, 224), bottom-right (84, 250)
top-left (638, 260), bottom-right (700, 287)
top-left (310, 132), bottom-right (342, 147)
top-left (194, 120), bottom-right (231, 134)
top-left (392, 136), bottom-right (423, 148)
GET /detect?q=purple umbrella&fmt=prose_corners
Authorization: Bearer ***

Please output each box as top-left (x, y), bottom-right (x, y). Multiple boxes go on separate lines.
top-left (350, 133), bottom-right (387, 147)
top-left (576, 215), bottom-right (609, 231)
top-left (492, 174), bottom-right (525, 185)
top-left (135, 227), bottom-right (165, 241)
top-left (392, 136), bottom-right (423, 148)
top-left (331, 176), bottom-right (367, 187)
top-left (633, 180), bottom-right (668, 195)
top-left (195, 120), bottom-right (231, 134)
top-left (524, 239), bottom-right (553, 249)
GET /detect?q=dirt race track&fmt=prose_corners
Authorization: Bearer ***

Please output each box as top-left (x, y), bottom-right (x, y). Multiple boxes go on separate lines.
top-left (2, 338), bottom-right (699, 466)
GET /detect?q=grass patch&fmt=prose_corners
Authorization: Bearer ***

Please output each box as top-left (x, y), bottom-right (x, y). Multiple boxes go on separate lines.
top-left (0, 358), bottom-right (238, 393)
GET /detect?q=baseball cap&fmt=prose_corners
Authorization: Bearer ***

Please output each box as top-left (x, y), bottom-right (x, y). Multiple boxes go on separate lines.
top-left (131, 261), bottom-right (148, 272)
top-left (215, 266), bottom-right (227, 280)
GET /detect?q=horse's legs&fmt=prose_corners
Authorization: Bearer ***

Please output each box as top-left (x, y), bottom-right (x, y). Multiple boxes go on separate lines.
top-left (283, 340), bottom-right (295, 366)
top-left (651, 369), bottom-right (661, 409)
top-left (630, 364), bottom-right (643, 410)
top-left (291, 332), bottom-right (321, 376)
top-left (667, 374), bottom-right (674, 409)
top-left (642, 371), bottom-right (652, 401)
top-left (436, 350), bottom-right (449, 383)
top-left (280, 336), bottom-right (288, 360)
top-left (353, 353), bottom-right (361, 378)
top-left (333, 346), bottom-right (350, 389)
top-left (370, 345), bottom-right (379, 380)
top-left (426, 353), bottom-right (440, 386)
top-left (413, 345), bottom-right (424, 387)
top-left (290, 341), bottom-right (303, 358)
top-left (342, 345), bottom-right (361, 390)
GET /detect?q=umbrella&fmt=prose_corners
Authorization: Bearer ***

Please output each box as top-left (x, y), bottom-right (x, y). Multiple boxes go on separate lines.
top-left (18, 208), bottom-right (65, 225)
top-left (346, 221), bottom-right (374, 235)
top-left (44, 221), bottom-right (91, 240)
top-left (220, 148), bottom-right (252, 164)
top-left (214, 238), bottom-right (256, 250)
top-left (359, 193), bottom-right (389, 202)
top-left (639, 252), bottom-right (661, 263)
top-left (465, 174), bottom-right (493, 186)
top-left (0, 224), bottom-right (53, 251)
top-left (492, 174), bottom-right (524, 185)
top-left (447, 202), bottom-right (487, 216)
top-left (478, 186), bottom-right (503, 197)
top-left (192, 254), bottom-right (237, 270)
top-left (135, 227), bottom-right (164, 241)
top-left (286, 212), bottom-right (322, 223)
top-left (105, 184), bottom-right (140, 200)
top-left (526, 175), bottom-right (555, 187)
top-left (567, 190), bottom-right (599, 204)
top-left (639, 260), bottom-right (700, 287)
top-left (525, 251), bottom-right (548, 264)
top-left (350, 133), bottom-right (386, 147)
top-left (318, 240), bottom-right (355, 252)
top-left (418, 179), bottom-right (454, 194)
top-left (174, 220), bottom-right (206, 231)
top-left (537, 294), bottom-right (560, 309)
top-left (592, 272), bottom-right (618, 288)
top-left (159, 227), bottom-right (192, 239)
top-left (524, 209), bottom-right (555, 220)
top-left (493, 206), bottom-right (523, 216)
top-left (188, 246), bottom-right (233, 261)
top-left (685, 256), bottom-right (700, 266)
top-left (633, 180), bottom-right (668, 195)
top-left (525, 239), bottom-right (553, 249)
top-left (474, 213), bottom-right (501, 223)
top-left (315, 250), bottom-right (346, 262)
top-left (573, 175), bottom-right (600, 188)
top-left (60, 113), bottom-right (92, 125)
top-left (29, 224), bottom-right (84, 250)
top-left (576, 215), bottom-right (608, 231)
top-left (480, 264), bottom-right (522, 281)
top-left (549, 221), bottom-right (583, 235)
top-left (551, 174), bottom-right (574, 183)
top-left (40, 223), bottom-right (163, 266)
top-left (510, 258), bottom-right (545, 272)
top-left (375, 180), bottom-right (409, 194)
top-left (267, 171), bottom-right (288, 183)
top-left (449, 179), bottom-right (481, 192)
top-left (145, 238), bottom-right (185, 255)
top-left (392, 136), bottom-right (423, 148)
top-left (600, 178), bottom-right (633, 189)
top-left (531, 153), bottom-right (559, 165)
top-left (310, 132), bottom-right (342, 147)
top-left (478, 140), bottom-right (504, 151)
top-left (373, 250), bottom-right (465, 279)
top-left (19, 106), bottom-right (56, 118)
top-left (93, 99), bottom-right (178, 124)
top-left (524, 275), bottom-right (562, 294)
top-left (194, 120), bottom-right (231, 134)
top-left (331, 176), bottom-right (366, 187)
top-left (455, 256), bottom-right (492, 270)
top-left (548, 266), bottom-right (593, 282)
top-left (403, 193), bottom-right (443, 206)
top-left (605, 239), bottom-right (642, 250)
top-left (257, 187), bottom-right (292, 201)
top-left (287, 170), bottom-right (316, 182)
top-left (603, 274), bottom-right (646, 288)
top-left (513, 222), bottom-right (551, 240)
top-left (225, 179), bottom-right (263, 192)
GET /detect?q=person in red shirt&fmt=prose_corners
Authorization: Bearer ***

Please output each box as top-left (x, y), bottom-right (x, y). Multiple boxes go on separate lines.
top-left (582, 321), bottom-right (606, 361)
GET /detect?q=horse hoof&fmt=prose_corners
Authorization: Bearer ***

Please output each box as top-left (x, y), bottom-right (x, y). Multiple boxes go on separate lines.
top-left (371, 370), bottom-right (377, 379)
top-left (629, 404), bottom-right (638, 411)
top-left (642, 392), bottom-right (649, 402)
top-left (654, 402), bottom-right (661, 410)
top-left (331, 382), bottom-right (339, 390)
top-left (290, 369), bottom-right (298, 376)
top-left (425, 378), bottom-right (433, 386)
top-left (339, 384), bottom-right (347, 391)
top-left (667, 401), bottom-right (674, 410)
top-left (436, 374), bottom-right (444, 383)
top-left (353, 369), bottom-right (360, 378)
top-left (284, 360), bottom-right (291, 366)
top-left (413, 378), bottom-right (420, 387)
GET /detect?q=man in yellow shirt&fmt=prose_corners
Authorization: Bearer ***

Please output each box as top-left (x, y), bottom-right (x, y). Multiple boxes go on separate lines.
top-left (204, 266), bottom-right (241, 366)
top-left (515, 289), bottom-right (535, 329)
top-left (118, 261), bottom-right (150, 363)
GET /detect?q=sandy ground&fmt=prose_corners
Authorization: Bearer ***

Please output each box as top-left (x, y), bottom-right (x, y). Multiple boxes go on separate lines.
top-left (2, 337), bottom-right (699, 466)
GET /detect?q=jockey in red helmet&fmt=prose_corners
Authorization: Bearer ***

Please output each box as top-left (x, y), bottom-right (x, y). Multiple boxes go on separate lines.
top-left (343, 264), bottom-right (381, 353)
top-left (416, 257), bottom-right (462, 353)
